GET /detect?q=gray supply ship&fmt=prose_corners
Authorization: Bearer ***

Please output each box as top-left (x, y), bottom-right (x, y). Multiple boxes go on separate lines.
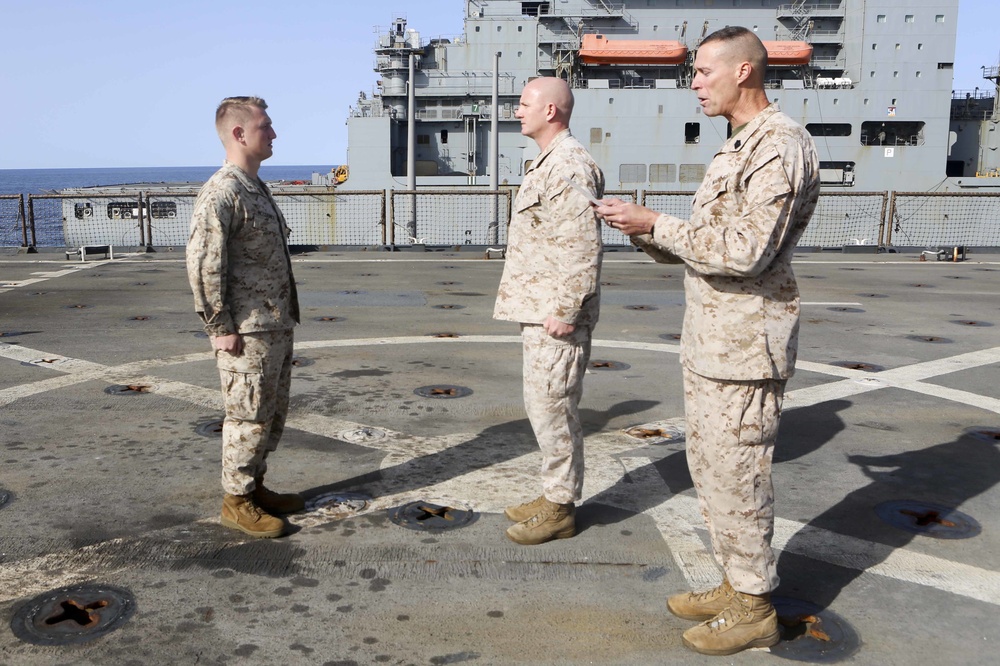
top-left (10, 0), bottom-right (1000, 251)
top-left (337, 0), bottom-right (999, 193)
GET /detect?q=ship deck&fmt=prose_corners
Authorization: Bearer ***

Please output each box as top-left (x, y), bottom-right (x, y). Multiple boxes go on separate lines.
top-left (1, 247), bottom-right (998, 665)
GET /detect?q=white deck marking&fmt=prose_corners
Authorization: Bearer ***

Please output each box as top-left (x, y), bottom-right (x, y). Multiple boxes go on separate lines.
top-left (2, 337), bottom-right (1000, 604)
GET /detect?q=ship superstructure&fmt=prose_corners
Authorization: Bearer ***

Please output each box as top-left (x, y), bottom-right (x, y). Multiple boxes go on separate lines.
top-left (18, 0), bottom-right (1000, 251)
top-left (339, 0), bottom-right (998, 194)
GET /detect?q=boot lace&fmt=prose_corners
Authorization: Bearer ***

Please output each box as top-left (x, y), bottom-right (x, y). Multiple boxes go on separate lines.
top-left (704, 594), bottom-right (751, 633)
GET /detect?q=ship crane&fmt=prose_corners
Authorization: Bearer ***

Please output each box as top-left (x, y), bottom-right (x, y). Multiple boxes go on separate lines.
top-left (983, 64), bottom-right (1000, 121)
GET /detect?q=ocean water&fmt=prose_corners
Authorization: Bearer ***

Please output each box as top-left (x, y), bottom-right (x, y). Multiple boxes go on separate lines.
top-left (0, 165), bottom-right (335, 199)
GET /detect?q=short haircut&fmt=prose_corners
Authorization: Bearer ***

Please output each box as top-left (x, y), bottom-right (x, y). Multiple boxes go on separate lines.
top-left (215, 96), bottom-right (268, 139)
top-left (701, 26), bottom-right (768, 74)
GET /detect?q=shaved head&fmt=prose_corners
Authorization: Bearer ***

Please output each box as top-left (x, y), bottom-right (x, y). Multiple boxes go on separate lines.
top-left (701, 27), bottom-right (768, 85)
top-left (516, 77), bottom-right (576, 150)
top-left (524, 77), bottom-right (575, 121)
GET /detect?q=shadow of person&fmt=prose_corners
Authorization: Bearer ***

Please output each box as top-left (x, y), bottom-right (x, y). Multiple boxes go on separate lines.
top-left (777, 427), bottom-right (1000, 610)
top-left (580, 398), bottom-right (853, 531)
top-left (303, 399), bottom-right (660, 506)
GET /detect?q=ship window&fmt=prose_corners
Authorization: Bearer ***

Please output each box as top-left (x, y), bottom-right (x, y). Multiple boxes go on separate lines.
top-left (74, 203), bottom-right (93, 219)
top-left (521, 2), bottom-right (550, 16)
top-left (938, 62), bottom-right (953, 69)
top-left (916, 71), bottom-right (921, 78)
top-left (417, 134), bottom-right (430, 145)
top-left (893, 71), bottom-right (899, 78)
top-left (107, 201), bottom-right (140, 219)
top-left (150, 201), bottom-right (177, 219)
top-left (441, 130), bottom-right (449, 144)
top-left (905, 15), bottom-right (914, 23)
top-left (658, 104), bottom-right (664, 114)
top-left (871, 43), bottom-right (877, 51)
top-left (650, 164), bottom-right (677, 183)
top-left (895, 43), bottom-right (900, 51)
top-left (679, 164), bottom-right (706, 183)
top-left (807, 123), bottom-right (852, 137)
top-left (619, 164), bottom-right (647, 183)
top-left (497, 26), bottom-right (502, 32)
top-left (918, 43), bottom-right (923, 50)
top-left (475, 26), bottom-right (480, 32)
top-left (877, 14), bottom-right (886, 23)
top-left (860, 121), bottom-right (926, 147)
top-left (819, 161), bottom-right (856, 186)
top-left (518, 26), bottom-right (523, 32)
top-left (935, 15), bottom-right (944, 23)
top-left (590, 128), bottom-right (603, 144)
top-left (684, 122), bottom-right (700, 144)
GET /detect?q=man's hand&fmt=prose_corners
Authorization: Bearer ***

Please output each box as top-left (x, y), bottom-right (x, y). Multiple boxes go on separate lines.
top-left (212, 332), bottom-right (243, 355)
top-left (593, 198), bottom-right (659, 236)
top-left (544, 316), bottom-right (575, 337)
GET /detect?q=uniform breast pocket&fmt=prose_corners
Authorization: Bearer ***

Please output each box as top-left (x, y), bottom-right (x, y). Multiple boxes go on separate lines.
top-left (514, 191), bottom-right (544, 227)
top-left (515, 191), bottom-right (541, 213)
top-left (693, 180), bottom-right (728, 210)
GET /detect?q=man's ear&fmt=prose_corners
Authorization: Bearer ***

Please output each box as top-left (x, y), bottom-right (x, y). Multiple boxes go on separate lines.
top-left (544, 102), bottom-right (557, 122)
top-left (735, 61), bottom-right (753, 85)
top-left (231, 124), bottom-right (245, 144)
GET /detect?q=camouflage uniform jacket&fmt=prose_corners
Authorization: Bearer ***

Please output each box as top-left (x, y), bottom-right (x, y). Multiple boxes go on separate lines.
top-left (186, 161), bottom-right (300, 336)
top-left (494, 129), bottom-right (605, 326)
top-left (635, 104), bottom-right (819, 380)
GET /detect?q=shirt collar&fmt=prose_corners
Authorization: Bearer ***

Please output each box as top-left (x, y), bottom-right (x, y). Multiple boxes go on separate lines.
top-left (526, 128), bottom-right (572, 172)
top-left (722, 102), bottom-right (780, 153)
top-left (222, 160), bottom-right (264, 194)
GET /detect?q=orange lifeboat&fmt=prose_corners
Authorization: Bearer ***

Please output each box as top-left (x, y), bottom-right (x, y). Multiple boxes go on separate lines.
top-left (762, 41), bottom-right (813, 65)
top-left (579, 34), bottom-right (688, 65)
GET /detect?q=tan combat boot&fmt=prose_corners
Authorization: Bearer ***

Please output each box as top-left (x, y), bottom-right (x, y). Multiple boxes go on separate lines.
top-left (503, 494), bottom-right (547, 522)
top-left (505, 499), bottom-right (575, 545)
top-left (220, 494), bottom-right (285, 538)
top-left (681, 590), bottom-right (780, 656)
top-left (667, 578), bottom-right (734, 621)
top-left (252, 483), bottom-right (305, 515)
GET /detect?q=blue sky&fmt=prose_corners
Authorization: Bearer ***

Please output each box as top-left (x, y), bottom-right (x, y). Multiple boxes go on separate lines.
top-left (1, 0), bottom-right (994, 169)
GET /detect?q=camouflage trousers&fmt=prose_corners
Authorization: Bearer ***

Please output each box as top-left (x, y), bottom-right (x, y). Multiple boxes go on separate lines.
top-left (216, 329), bottom-right (294, 496)
top-left (683, 367), bottom-right (785, 595)
top-left (520, 323), bottom-right (592, 505)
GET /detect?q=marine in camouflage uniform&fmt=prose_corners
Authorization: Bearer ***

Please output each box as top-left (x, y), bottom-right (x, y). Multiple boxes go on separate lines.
top-left (637, 96), bottom-right (820, 601)
top-left (596, 28), bottom-right (820, 655)
top-left (187, 97), bottom-right (302, 538)
top-left (494, 77), bottom-right (604, 545)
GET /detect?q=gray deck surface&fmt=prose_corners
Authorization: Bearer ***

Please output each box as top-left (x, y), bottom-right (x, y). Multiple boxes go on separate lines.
top-left (1, 247), bottom-right (998, 665)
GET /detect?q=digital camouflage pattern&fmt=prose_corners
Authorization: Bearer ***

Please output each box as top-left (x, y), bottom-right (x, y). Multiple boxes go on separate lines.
top-left (186, 161), bottom-right (300, 337)
top-left (217, 330), bottom-right (294, 495)
top-left (494, 129), bottom-right (605, 327)
top-left (494, 128), bottom-right (603, 506)
top-left (683, 368), bottom-right (783, 595)
top-left (634, 103), bottom-right (820, 381)
top-left (521, 324), bottom-right (592, 504)
top-left (186, 161), bottom-right (299, 496)
top-left (637, 104), bottom-right (817, 596)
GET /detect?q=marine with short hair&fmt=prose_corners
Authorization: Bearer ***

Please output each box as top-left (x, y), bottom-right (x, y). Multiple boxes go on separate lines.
top-left (187, 96), bottom-right (303, 539)
top-left (596, 27), bottom-right (820, 655)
